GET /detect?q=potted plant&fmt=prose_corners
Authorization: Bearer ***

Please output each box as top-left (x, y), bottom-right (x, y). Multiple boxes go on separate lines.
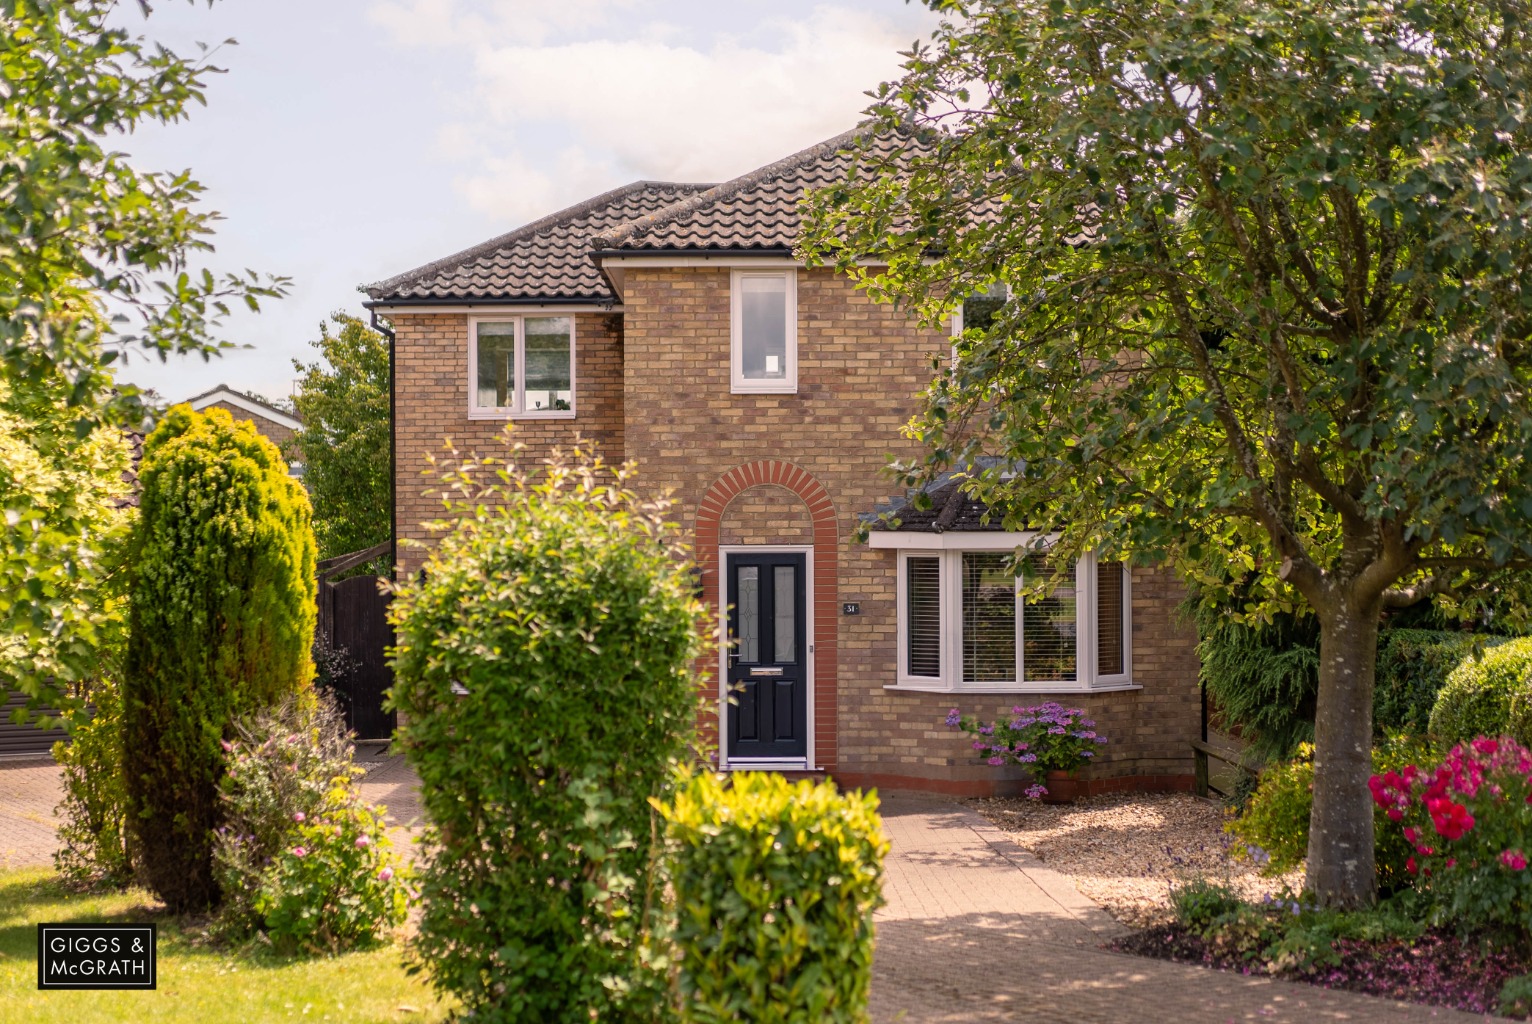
top-left (944, 703), bottom-right (1106, 803)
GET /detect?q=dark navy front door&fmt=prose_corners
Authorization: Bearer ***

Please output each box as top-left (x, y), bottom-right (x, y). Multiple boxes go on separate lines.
top-left (726, 551), bottom-right (807, 761)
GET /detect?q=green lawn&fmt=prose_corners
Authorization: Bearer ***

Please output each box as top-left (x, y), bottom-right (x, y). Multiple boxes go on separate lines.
top-left (0, 868), bottom-right (452, 1023)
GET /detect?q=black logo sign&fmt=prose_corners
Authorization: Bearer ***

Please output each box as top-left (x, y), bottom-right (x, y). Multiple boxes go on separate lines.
top-left (38, 924), bottom-right (156, 990)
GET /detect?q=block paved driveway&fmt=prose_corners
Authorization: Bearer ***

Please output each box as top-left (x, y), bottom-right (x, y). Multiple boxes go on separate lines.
top-left (0, 757), bottom-right (1500, 1021)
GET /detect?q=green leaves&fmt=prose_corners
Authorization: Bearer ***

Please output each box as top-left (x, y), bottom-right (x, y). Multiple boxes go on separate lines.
top-left (0, 0), bottom-right (289, 428)
top-left (287, 314), bottom-right (391, 565)
top-left (656, 770), bottom-right (887, 1024)
top-left (388, 440), bottom-right (704, 1022)
top-left (802, 0), bottom-right (1532, 616)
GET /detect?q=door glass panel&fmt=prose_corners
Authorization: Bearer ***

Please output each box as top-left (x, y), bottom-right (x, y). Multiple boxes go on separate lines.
top-left (475, 322), bottom-right (516, 409)
top-left (736, 566), bottom-right (760, 663)
top-left (523, 316), bottom-right (572, 411)
top-left (774, 565), bottom-right (795, 662)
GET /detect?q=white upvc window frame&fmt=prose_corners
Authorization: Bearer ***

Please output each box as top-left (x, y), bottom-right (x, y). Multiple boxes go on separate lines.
top-left (889, 541), bottom-right (1135, 694)
top-left (467, 314), bottom-right (578, 420)
top-left (730, 268), bottom-right (798, 394)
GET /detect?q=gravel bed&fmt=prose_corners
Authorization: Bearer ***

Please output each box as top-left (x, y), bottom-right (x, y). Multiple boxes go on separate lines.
top-left (972, 791), bottom-right (1303, 928)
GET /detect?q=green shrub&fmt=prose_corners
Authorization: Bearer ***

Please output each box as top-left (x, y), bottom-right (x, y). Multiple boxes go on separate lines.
top-left (1500, 972), bottom-right (1532, 1018)
top-left (1195, 608), bottom-right (1319, 761)
top-left (212, 695), bottom-right (360, 938)
top-left (1230, 736), bottom-right (1429, 895)
top-left (1170, 878), bottom-right (1244, 932)
top-left (389, 441), bottom-right (703, 1023)
top-left (1375, 629), bottom-right (1509, 735)
top-left (252, 784), bottom-right (407, 956)
top-left (122, 405), bottom-right (318, 912)
top-left (657, 771), bottom-right (888, 1024)
top-left (1428, 637), bottom-right (1532, 744)
top-left (52, 677), bottom-right (134, 890)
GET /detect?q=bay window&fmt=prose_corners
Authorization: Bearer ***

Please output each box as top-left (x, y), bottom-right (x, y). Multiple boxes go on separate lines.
top-left (893, 544), bottom-right (1132, 691)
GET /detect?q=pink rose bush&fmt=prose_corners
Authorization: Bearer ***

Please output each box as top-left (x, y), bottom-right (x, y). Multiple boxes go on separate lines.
top-left (1371, 736), bottom-right (1532, 934)
top-left (254, 786), bottom-right (409, 955)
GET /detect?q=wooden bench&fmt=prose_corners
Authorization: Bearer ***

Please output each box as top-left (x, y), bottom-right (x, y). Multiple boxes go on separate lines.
top-left (1192, 738), bottom-right (1261, 798)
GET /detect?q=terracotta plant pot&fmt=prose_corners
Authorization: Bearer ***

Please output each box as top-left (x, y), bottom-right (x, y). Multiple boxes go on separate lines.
top-left (1041, 769), bottom-right (1086, 804)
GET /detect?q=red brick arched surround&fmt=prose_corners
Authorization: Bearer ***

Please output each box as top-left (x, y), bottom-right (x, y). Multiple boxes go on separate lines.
top-left (694, 461), bottom-right (838, 771)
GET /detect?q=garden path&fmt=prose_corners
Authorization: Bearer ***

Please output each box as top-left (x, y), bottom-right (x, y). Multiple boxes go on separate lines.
top-left (873, 793), bottom-right (1493, 1023)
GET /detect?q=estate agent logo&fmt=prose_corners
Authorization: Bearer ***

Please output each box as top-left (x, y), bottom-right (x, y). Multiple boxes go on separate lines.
top-left (37, 924), bottom-right (157, 990)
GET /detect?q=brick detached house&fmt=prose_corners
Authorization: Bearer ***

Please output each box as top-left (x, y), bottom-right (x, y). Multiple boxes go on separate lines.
top-left (366, 130), bottom-right (1202, 796)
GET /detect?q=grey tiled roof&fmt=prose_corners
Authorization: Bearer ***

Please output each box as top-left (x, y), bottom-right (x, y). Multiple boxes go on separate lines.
top-left (365, 181), bottom-right (714, 304)
top-left (592, 127), bottom-right (930, 252)
top-left (871, 478), bottom-right (1007, 533)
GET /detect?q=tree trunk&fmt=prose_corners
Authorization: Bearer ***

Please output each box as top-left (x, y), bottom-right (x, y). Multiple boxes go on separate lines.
top-left (1304, 597), bottom-right (1381, 907)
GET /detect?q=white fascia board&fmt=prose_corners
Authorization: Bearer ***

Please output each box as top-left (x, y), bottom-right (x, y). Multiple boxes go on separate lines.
top-left (370, 303), bottom-right (621, 315)
top-left (867, 530), bottom-right (1042, 550)
top-left (189, 389), bottom-right (301, 432)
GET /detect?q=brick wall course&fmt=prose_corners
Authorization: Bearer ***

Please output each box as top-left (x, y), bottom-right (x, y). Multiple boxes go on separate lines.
top-left (392, 311), bottom-right (624, 572)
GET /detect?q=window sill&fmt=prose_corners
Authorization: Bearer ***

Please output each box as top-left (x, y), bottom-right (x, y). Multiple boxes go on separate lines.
top-left (468, 410), bottom-right (576, 421)
top-left (883, 681), bottom-right (1144, 695)
top-left (730, 385), bottom-right (798, 395)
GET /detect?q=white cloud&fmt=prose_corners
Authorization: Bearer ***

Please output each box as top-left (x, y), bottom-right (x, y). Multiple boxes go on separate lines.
top-left (455, 147), bottom-right (623, 224)
top-left (370, 1), bottom-right (937, 226)
top-left (368, 0), bottom-right (641, 48)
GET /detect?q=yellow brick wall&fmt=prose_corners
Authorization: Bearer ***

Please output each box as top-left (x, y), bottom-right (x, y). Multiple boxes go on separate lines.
top-left (389, 267), bottom-right (1201, 792)
top-left (392, 310), bottom-right (624, 570)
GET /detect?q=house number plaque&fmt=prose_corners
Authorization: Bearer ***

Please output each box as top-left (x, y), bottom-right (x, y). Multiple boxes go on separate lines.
top-left (842, 602), bottom-right (861, 615)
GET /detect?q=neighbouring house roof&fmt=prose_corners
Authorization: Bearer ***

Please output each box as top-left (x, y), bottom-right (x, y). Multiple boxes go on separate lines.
top-left (365, 181), bottom-right (715, 305)
top-left (590, 127), bottom-right (928, 253)
top-left (186, 385), bottom-right (302, 432)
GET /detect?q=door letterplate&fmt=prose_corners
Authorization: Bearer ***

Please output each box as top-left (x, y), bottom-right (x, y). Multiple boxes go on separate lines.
top-left (749, 667), bottom-right (784, 676)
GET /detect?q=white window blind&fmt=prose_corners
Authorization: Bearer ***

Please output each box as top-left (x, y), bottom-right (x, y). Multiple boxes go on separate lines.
top-left (906, 557), bottom-right (941, 677)
top-left (1096, 560), bottom-right (1125, 676)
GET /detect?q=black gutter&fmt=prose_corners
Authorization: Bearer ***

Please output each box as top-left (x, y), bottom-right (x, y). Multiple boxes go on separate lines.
top-left (370, 310), bottom-right (398, 581)
top-left (362, 295), bottom-right (616, 309)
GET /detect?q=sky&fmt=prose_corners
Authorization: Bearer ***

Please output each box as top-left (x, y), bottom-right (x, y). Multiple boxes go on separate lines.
top-left (109, 0), bottom-right (941, 403)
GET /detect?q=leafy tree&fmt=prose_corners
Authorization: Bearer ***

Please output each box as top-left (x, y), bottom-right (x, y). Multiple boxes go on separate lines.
top-left (123, 405), bottom-right (316, 912)
top-left (2, 0), bottom-right (287, 716)
top-left (803, 0), bottom-right (1532, 906)
top-left (288, 313), bottom-right (390, 563)
top-left (0, 369), bottom-right (134, 722)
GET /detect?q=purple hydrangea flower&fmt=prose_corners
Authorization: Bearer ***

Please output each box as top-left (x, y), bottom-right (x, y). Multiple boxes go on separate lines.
top-left (945, 708), bottom-right (962, 728)
top-left (987, 755), bottom-right (1006, 766)
top-left (1025, 784), bottom-right (1048, 800)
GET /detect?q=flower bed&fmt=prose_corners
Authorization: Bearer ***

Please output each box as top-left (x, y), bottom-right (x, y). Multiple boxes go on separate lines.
top-left (1112, 923), bottom-right (1528, 1017)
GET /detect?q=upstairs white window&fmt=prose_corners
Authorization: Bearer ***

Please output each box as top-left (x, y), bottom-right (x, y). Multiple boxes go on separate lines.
top-left (731, 269), bottom-right (797, 393)
top-left (470, 316), bottom-right (575, 418)
top-left (894, 545), bottom-right (1132, 691)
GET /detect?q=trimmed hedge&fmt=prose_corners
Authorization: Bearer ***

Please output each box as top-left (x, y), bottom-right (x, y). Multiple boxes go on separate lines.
top-left (123, 405), bottom-right (317, 912)
top-left (1375, 629), bottom-right (1510, 735)
top-left (658, 771), bottom-right (887, 1024)
top-left (1430, 637), bottom-right (1532, 744)
top-left (389, 444), bottom-right (702, 1022)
